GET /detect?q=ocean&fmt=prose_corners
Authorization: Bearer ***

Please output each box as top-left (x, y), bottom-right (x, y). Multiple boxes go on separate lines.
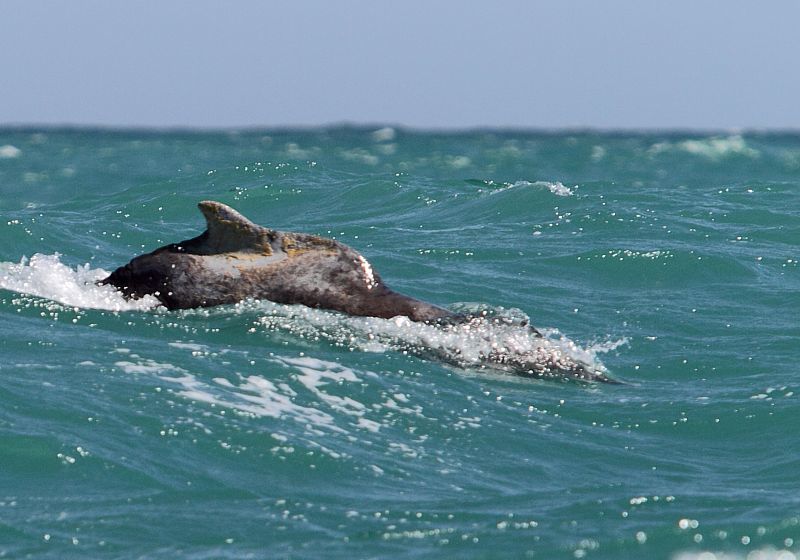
top-left (1, 127), bottom-right (799, 559)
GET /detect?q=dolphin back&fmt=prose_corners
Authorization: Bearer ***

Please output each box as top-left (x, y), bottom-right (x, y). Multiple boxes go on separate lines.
top-left (101, 201), bottom-right (453, 321)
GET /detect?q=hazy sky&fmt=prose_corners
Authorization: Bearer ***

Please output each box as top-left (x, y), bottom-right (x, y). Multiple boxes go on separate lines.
top-left (2, 1), bottom-right (799, 129)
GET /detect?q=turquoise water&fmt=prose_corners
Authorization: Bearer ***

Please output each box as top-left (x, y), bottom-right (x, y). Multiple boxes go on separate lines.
top-left (1, 128), bottom-right (800, 559)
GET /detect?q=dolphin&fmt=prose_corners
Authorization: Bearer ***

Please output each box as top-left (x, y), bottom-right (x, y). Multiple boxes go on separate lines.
top-left (102, 201), bottom-right (452, 320)
top-left (101, 201), bottom-right (618, 383)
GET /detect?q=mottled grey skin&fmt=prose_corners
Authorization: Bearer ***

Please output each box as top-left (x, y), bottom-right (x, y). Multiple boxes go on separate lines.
top-left (101, 201), bottom-right (453, 322)
top-left (102, 201), bottom-right (619, 384)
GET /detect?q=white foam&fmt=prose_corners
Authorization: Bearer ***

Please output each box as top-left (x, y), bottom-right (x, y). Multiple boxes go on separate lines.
top-left (590, 145), bottom-right (606, 162)
top-left (275, 356), bottom-right (387, 430)
top-left (110, 344), bottom-right (483, 461)
top-left (124, 356), bottom-right (341, 430)
top-left (115, 359), bottom-right (182, 376)
top-left (649, 135), bottom-right (759, 160)
top-left (673, 549), bottom-right (796, 560)
top-left (447, 155), bottom-right (472, 169)
top-left (255, 301), bottom-right (614, 381)
top-left (0, 145), bottom-right (21, 159)
top-left (533, 181), bottom-right (573, 197)
top-left (371, 127), bottom-right (396, 142)
top-left (376, 143), bottom-right (397, 155)
top-left (121, 353), bottom-right (379, 438)
top-left (586, 337), bottom-right (629, 355)
top-left (0, 253), bottom-right (159, 311)
top-left (340, 148), bottom-right (379, 166)
top-left (495, 180), bottom-right (574, 197)
top-left (168, 342), bottom-right (209, 352)
top-left (284, 142), bottom-right (317, 160)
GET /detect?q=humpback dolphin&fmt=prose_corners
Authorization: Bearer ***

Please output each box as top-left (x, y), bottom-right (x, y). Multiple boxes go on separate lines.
top-left (102, 201), bottom-right (617, 383)
top-left (102, 201), bottom-right (452, 321)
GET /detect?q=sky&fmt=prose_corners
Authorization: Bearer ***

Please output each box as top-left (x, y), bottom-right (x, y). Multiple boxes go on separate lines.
top-left (1, 0), bottom-right (799, 130)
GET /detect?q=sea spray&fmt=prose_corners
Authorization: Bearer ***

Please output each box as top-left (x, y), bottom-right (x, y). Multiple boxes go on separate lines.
top-left (0, 253), bottom-right (159, 311)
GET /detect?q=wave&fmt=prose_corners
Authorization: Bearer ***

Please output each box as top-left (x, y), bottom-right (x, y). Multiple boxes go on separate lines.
top-left (0, 253), bottom-right (158, 311)
top-left (486, 180), bottom-right (574, 197)
top-left (252, 300), bottom-right (619, 382)
top-left (115, 354), bottom-right (367, 437)
top-left (649, 135), bottom-right (759, 160)
top-left (0, 253), bottom-right (619, 382)
top-left (0, 144), bottom-right (22, 158)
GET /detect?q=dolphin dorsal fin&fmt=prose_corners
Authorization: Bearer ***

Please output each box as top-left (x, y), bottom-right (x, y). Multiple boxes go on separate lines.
top-left (197, 201), bottom-right (273, 254)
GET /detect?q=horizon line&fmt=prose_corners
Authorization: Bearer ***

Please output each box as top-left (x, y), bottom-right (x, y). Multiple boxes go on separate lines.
top-left (2, 122), bottom-right (800, 136)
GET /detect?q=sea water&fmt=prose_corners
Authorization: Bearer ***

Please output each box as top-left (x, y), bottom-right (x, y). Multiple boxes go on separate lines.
top-left (1, 127), bottom-right (800, 559)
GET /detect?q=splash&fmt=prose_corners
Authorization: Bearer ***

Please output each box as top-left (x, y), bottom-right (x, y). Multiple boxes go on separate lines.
top-left (495, 180), bottom-right (574, 197)
top-left (527, 180), bottom-right (574, 197)
top-left (253, 301), bottom-right (619, 382)
top-left (0, 253), bottom-right (159, 311)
